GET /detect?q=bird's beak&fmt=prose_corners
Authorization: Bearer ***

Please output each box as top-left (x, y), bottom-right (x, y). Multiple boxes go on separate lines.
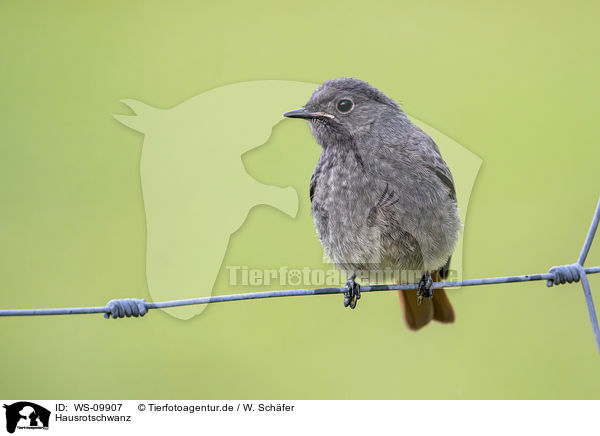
top-left (283, 108), bottom-right (334, 120)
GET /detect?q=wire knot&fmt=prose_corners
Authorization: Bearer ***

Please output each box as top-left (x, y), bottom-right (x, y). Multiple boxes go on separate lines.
top-left (104, 298), bottom-right (148, 319)
top-left (547, 264), bottom-right (581, 287)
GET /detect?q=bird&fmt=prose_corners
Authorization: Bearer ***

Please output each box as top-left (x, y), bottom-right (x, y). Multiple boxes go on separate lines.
top-left (283, 78), bottom-right (461, 330)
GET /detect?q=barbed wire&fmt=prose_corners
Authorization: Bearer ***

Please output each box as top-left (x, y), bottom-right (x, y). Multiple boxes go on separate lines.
top-left (2, 198), bottom-right (599, 354)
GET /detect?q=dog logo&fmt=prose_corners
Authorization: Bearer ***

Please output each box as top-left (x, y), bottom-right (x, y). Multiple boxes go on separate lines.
top-left (3, 402), bottom-right (50, 433)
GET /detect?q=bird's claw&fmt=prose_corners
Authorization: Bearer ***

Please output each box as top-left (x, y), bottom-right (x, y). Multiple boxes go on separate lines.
top-left (344, 274), bottom-right (361, 309)
top-left (417, 272), bottom-right (434, 305)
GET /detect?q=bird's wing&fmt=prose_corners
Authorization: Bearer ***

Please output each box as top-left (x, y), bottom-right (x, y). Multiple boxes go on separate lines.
top-left (309, 155), bottom-right (328, 204)
top-left (416, 135), bottom-right (456, 200)
top-left (309, 171), bottom-right (317, 203)
top-left (378, 128), bottom-right (456, 201)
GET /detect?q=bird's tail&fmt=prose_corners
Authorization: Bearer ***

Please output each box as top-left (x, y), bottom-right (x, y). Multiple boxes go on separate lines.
top-left (398, 270), bottom-right (455, 330)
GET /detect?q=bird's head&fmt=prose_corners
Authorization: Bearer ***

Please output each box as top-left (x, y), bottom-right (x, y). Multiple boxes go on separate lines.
top-left (283, 77), bottom-right (402, 148)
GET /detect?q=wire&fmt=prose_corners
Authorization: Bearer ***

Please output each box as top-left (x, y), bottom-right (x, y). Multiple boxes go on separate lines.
top-left (1, 266), bottom-right (598, 317)
top-left (1, 198), bottom-right (599, 354)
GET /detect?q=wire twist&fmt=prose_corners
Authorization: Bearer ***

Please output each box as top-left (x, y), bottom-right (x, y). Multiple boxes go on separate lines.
top-left (104, 298), bottom-right (148, 319)
top-left (547, 264), bottom-right (581, 287)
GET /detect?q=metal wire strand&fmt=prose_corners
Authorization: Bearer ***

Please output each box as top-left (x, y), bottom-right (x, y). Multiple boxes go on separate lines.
top-left (1, 198), bottom-right (600, 354)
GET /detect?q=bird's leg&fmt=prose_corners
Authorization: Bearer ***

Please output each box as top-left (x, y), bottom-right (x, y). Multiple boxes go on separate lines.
top-left (344, 273), bottom-right (361, 309)
top-left (417, 271), bottom-right (434, 305)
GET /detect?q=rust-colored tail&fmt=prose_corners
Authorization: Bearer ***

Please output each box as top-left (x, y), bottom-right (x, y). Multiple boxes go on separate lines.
top-left (398, 270), bottom-right (455, 330)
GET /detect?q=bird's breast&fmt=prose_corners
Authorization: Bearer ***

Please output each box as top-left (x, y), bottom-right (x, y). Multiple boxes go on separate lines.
top-left (311, 151), bottom-right (383, 269)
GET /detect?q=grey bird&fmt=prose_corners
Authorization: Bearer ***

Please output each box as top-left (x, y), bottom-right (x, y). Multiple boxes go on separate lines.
top-left (284, 78), bottom-right (461, 330)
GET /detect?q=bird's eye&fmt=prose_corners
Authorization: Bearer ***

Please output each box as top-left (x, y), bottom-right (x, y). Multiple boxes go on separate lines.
top-left (336, 99), bottom-right (354, 113)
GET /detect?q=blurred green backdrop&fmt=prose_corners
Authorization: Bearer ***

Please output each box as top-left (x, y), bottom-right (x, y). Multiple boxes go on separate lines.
top-left (1, 0), bottom-right (599, 399)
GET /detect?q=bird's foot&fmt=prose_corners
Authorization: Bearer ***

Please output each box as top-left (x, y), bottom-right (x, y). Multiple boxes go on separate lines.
top-left (344, 274), bottom-right (361, 309)
top-left (417, 272), bottom-right (433, 305)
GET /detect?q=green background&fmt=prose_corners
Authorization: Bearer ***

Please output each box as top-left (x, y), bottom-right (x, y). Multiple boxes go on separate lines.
top-left (1, 0), bottom-right (599, 399)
